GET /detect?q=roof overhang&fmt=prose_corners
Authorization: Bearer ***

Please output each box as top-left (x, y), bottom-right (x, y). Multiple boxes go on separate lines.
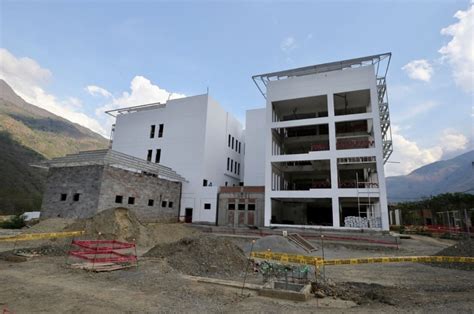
top-left (252, 52), bottom-right (391, 99)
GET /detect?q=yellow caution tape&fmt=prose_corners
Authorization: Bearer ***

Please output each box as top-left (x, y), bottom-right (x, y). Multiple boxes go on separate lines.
top-left (0, 231), bottom-right (84, 242)
top-left (250, 251), bottom-right (474, 266)
top-left (251, 251), bottom-right (322, 264)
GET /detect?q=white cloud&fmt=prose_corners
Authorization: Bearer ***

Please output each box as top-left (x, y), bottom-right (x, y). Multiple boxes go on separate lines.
top-left (438, 128), bottom-right (468, 152)
top-left (386, 126), bottom-right (469, 176)
top-left (85, 85), bottom-right (112, 98)
top-left (439, 5), bottom-right (474, 92)
top-left (280, 36), bottom-right (297, 53)
top-left (402, 59), bottom-right (434, 82)
top-left (0, 48), bottom-right (107, 136)
top-left (96, 76), bottom-right (186, 132)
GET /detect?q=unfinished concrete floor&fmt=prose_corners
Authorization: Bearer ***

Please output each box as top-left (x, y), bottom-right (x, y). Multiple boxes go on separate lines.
top-left (1, 234), bottom-right (473, 313)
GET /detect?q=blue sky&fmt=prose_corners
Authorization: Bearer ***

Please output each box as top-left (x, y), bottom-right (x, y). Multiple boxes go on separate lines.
top-left (1, 0), bottom-right (472, 176)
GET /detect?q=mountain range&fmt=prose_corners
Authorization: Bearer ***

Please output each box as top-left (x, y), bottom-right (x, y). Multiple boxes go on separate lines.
top-left (0, 80), bottom-right (108, 214)
top-left (386, 150), bottom-right (474, 203)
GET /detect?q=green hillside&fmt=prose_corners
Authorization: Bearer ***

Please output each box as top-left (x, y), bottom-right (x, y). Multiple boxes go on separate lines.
top-left (0, 79), bottom-right (108, 214)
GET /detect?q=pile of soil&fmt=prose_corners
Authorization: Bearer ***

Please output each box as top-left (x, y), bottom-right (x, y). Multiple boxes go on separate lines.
top-left (244, 235), bottom-right (309, 254)
top-left (431, 239), bottom-right (474, 271)
top-left (144, 234), bottom-right (248, 278)
top-left (66, 207), bottom-right (149, 244)
top-left (312, 280), bottom-right (396, 305)
top-left (25, 218), bottom-right (75, 233)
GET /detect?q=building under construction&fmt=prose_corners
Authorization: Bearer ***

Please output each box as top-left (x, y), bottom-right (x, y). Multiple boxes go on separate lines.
top-left (248, 53), bottom-right (393, 230)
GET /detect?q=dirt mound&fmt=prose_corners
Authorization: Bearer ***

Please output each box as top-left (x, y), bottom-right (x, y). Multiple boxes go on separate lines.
top-left (66, 207), bottom-right (149, 244)
top-left (145, 223), bottom-right (198, 246)
top-left (245, 235), bottom-right (309, 254)
top-left (312, 280), bottom-right (397, 305)
top-left (144, 234), bottom-right (248, 278)
top-left (25, 218), bottom-right (75, 233)
top-left (431, 239), bottom-right (474, 271)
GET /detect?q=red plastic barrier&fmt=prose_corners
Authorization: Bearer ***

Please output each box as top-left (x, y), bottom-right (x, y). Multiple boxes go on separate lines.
top-left (70, 250), bottom-right (137, 263)
top-left (72, 240), bottom-right (135, 252)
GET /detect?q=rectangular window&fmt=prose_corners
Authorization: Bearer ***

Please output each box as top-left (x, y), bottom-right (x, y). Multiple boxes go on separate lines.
top-left (227, 158), bottom-right (230, 171)
top-left (161, 201), bottom-right (167, 207)
top-left (203, 179), bottom-right (208, 187)
top-left (248, 204), bottom-right (256, 211)
top-left (230, 159), bottom-right (233, 172)
top-left (128, 197), bottom-right (135, 205)
top-left (232, 137), bottom-right (234, 149)
top-left (60, 193), bottom-right (67, 201)
top-left (237, 163), bottom-right (240, 175)
top-left (115, 195), bottom-right (123, 204)
top-left (158, 124), bottom-right (164, 137)
top-left (73, 193), bottom-right (80, 202)
top-left (150, 125), bottom-right (155, 138)
top-left (235, 140), bottom-right (239, 152)
top-left (204, 203), bottom-right (211, 210)
top-left (228, 134), bottom-right (231, 147)
top-left (228, 203), bottom-right (235, 210)
top-left (148, 199), bottom-right (154, 206)
top-left (234, 161), bottom-right (237, 174)
top-left (147, 149), bottom-right (152, 162)
top-left (238, 204), bottom-right (245, 211)
top-left (155, 149), bottom-right (161, 163)
top-left (238, 142), bottom-right (241, 154)
top-left (168, 201), bottom-right (173, 208)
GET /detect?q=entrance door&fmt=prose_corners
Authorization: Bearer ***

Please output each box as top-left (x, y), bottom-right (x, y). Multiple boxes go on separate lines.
top-left (185, 208), bottom-right (193, 223)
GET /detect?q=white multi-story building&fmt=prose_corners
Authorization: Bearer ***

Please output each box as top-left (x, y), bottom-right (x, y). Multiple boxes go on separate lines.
top-left (108, 93), bottom-right (244, 224)
top-left (250, 53), bottom-right (393, 230)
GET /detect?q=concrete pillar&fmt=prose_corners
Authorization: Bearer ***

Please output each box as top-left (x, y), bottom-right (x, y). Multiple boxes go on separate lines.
top-left (332, 196), bottom-right (340, 227)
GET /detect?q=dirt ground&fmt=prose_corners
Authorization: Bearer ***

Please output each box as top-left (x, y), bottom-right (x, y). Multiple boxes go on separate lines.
top-left (1, 226), bottom-right (473, 313)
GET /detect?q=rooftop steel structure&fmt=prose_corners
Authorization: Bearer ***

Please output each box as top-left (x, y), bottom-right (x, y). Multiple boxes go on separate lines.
top-left (32, 149), bottom-right (187, 182)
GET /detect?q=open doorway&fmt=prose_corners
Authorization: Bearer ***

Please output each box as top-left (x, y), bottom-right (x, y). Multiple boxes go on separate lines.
top-left (185, 208), bottom-right (193, 223)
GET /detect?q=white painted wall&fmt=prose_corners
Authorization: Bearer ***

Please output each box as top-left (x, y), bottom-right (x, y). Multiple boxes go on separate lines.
top-left (244, 108), bottom-right (266, 186)
top-left (263, 66), bottom-right (389, 230)
top-left (111, 94), bottom-right (244, 224)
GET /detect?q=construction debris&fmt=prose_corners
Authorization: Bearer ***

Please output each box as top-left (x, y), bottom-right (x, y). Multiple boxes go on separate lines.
top-left (144, 234), bottom-right (247, 278)
top-left (431, 239), bottom-right (474, 271)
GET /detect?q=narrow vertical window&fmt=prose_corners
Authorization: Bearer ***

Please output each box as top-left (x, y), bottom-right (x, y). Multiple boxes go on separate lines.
top-left (232, 137), bottom-right (234, 149)
top-left (228, 134), bottom-right (231, 147)
top-left (230, 159), bottom-right (233, 172)
top-left (227, 157), bottom-right (230, 171)
top-left (150, 125), bottom-right (155, 138)
top-left (158, 124), bottom-right (164, 137)
top-left (237, 163), bottom-right (240, 175)
top-left (238, 142), bottom-right (241, 154)
top-left (236, 140), bottom-right (239, 152)
top-left (203, 179), bottom-right (208, 187)
top-left (147, 149), bottom-right (152, 162)
top-left (155, 149), bottom-right (161, 163)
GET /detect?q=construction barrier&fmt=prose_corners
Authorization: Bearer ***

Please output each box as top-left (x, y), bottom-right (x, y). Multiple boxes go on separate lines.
top-left (251, 251), bottom-right (322, 264)
top-left (69, 239), bottom-right (137, 264)
top-left (0, 231), bottom-right (84, 242)
top-left (250, 251), bottom-right (474, 266)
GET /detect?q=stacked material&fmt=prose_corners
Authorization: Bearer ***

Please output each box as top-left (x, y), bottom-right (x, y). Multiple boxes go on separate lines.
top-left (344, 217), bottom-right (382, 229)
top-left (344, 216), bottom-right (369, 228)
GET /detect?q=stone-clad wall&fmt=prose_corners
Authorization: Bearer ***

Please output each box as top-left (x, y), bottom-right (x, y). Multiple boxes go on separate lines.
top-left (97, 166), bottom-right (181, 223)
top-left (40, 165), bottom-right (182, 222)
top-left (41, 165), bottom-right (103, 219)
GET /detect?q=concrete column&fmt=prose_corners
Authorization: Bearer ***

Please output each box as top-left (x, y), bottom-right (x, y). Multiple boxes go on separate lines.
top-left (332, 196), bottom-right (340, 227)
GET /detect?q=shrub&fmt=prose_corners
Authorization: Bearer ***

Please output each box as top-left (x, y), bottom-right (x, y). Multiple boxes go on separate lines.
top-left (0, 214), bottom-right (26, 229)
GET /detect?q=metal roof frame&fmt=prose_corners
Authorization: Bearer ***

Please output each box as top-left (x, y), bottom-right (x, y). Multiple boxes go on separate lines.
top-left (252, 52), bottom-right (391, 99)
top-left (31, 149), bottom-right (187, 182)
top-left (105, 102), bottom-right (166, 117)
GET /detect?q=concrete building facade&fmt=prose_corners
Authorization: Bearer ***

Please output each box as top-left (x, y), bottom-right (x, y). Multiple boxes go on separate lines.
top-left (38, 150), bottom-right (185, 223)
top-left (217, 186), bottom-right (265, 227)
top-left (252, 53), bottom-right (393, 230)
top-left (109, 94), bottom-right (244, 224)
